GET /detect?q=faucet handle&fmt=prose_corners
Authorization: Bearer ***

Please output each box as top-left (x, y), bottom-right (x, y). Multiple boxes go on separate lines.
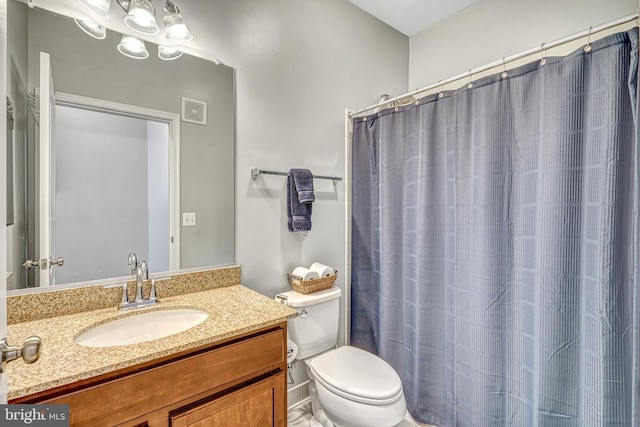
top-left (149, 279), bottom-right (158, 302)
top-left (127, 253), bottom-right (138, 274)
top-left (119, 283), bottom-right (130, 308)
top-left (138, 260), bottom-right (148, 280)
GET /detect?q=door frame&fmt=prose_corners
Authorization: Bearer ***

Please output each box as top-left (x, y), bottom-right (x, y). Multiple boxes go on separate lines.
top-left (54, 92), bottom-right (182, 272)
top-left (0, 0), bottom-right (8, 405)
top-left (38, 52), bottom-right (54, 286)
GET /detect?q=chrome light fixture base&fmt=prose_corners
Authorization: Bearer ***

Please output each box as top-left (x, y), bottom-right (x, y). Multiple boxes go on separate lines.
top-left (74, 18), bottom-right (107, 39)
top-left (115, 0), bottom-right (131, 12)
top-left (79, 0), bottom-right (112, 18)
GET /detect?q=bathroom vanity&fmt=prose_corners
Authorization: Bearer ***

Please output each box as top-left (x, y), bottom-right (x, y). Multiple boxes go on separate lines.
top-left (14, 324), bottom-right (286, 426)
top-left (6, 272), bottom-right (297, 427)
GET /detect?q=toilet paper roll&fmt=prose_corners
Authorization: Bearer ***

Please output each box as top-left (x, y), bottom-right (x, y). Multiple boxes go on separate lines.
top-left (309, 262), bottom-right (335, 278)
top-left (287, 339), bottom-right (298, 363)
top-left (291, 266), bottom-right (320, 281)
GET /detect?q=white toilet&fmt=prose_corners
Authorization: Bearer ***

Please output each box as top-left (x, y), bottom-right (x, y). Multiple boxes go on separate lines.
top-left (278, 286), bottom-right (407, 427)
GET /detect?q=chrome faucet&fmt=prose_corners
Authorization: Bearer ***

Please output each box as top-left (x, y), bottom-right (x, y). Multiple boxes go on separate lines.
top-left (118, 259), bottom-right (158, 310)
top-left (135, 260), bottom-right (148, 302)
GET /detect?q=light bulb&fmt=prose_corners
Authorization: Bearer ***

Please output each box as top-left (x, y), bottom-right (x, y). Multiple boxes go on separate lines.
top-left (124, 0), bottom-right (160, 35)
top-left (158, 45), bottom-right (183, 60)
top-left (163, 1), bottom-right (193, 43)
top-left (117, 35), bottom-right (149, 59)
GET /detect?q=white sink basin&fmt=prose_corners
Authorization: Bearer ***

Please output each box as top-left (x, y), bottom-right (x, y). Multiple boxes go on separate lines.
top-left (75, 308), bottom-right (209, 348)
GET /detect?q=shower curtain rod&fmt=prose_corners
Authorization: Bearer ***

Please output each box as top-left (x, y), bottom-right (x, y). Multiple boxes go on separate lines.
top-left (349, 11), bottom-right (639, 117)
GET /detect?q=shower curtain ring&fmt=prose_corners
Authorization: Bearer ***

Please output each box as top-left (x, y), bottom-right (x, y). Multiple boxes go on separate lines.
top-left (467, 70), bottom-right (473, 89)
top-left (540, 42), bottom-right (547, 66)
top-left (501, 57), bottom-right (508, 78)
top-left (438, 80), bottom-right (444, 98)
top-left (584, 26), bottom-right (593, 53)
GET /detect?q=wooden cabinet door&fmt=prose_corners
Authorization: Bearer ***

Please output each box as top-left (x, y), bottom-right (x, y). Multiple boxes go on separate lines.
top-left (171, 373), bottom-right (285, 427)
top-left (41, 328), bottom-right (285, 426)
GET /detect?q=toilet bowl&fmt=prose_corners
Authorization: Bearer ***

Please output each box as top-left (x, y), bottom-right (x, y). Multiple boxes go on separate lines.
top-left (306, 346), bottom-right (407, 427)
top-left (277, 286), bottom-right (407, 427)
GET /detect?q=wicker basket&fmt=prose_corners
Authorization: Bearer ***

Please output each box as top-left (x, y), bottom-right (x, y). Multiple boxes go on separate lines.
top-left (287, 271), bottom-right (338, 294)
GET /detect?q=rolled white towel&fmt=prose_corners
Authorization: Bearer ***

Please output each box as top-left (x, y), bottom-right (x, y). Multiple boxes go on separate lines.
top-left (309, 262), bottom-right (335, 278)
top-left (291, 266), bottom-right (320, 281)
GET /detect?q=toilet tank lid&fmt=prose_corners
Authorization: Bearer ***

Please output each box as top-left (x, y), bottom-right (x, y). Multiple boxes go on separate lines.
top-left (276, 286), bottom-right (341, 308)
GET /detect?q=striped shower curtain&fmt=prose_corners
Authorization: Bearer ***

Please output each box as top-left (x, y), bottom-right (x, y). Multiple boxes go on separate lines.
top-left (350, 29), bottom-right (639, 426)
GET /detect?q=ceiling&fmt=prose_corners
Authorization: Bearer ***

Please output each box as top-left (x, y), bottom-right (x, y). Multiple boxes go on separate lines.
top-left (347, 0), bottom-right (479, 36)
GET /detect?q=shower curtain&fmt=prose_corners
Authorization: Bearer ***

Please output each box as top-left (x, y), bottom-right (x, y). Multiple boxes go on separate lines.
top-left (350, 29), bottom-right (639, 427)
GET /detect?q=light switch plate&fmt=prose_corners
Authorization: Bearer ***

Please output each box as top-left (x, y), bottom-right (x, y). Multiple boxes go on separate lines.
top-left (183, 212), bottom-right (196, 226)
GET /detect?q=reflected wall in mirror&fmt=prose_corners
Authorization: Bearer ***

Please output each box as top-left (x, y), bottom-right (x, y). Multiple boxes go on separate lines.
top-left (6, 0), bottom-right (235, 292)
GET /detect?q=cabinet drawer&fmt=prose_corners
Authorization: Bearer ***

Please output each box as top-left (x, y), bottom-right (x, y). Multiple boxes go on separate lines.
top-left (46, 327), bottom-right (285, 426)
top-left (170, 372), bottom-right (285, 427)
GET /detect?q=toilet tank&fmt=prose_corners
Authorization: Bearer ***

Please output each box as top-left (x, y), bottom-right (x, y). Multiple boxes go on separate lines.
top-left (277, 286), bottom-right (342, 360)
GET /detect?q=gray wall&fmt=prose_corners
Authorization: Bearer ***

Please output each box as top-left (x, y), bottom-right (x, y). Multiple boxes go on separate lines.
top-left (25, 6), bottom-right (235, 274)
top-left (191, 0), bottom-right (409, 293)
top-left (409, 0), bottom-right (638, 89)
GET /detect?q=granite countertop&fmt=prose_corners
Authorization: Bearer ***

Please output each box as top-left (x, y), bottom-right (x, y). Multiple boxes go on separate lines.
top-left (6, 284), bottom-right (297, 400)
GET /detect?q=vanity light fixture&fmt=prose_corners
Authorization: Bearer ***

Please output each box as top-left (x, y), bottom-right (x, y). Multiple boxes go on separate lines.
top-left (117, 34), bottom-right (149, 59)
top-left (123, 0), bottom-right (160, 35)
top-left (79, 0), bottom-right (112, 19)
top-left (77, 0), bottom-right (194, 59)
top-left (74, 18), bottom-right (107, 39)
top-left (163, 0), bottom-right (193, 43)
top-left (158, 45), bottom-right (183, 60)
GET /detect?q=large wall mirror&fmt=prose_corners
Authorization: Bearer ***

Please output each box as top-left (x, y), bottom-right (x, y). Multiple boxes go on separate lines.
top-left (6, 0), bottom-right (235, 292)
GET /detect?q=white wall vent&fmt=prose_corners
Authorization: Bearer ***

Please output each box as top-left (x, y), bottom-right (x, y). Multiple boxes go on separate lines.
top-left (181, 97), bottom-right (207, 125)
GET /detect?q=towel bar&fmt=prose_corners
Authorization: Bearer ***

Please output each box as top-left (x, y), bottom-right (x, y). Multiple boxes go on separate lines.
top-left (251, 168), bottom-right (342, 183)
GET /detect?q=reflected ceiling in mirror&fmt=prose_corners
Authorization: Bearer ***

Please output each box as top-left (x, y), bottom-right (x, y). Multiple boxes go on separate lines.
top-left (6, 1), bottom-right (235, 293)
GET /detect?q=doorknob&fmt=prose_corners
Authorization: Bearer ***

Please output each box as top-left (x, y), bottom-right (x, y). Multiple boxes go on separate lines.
top-left (23, 257), bottom-right (64, 270)
top-left (22, 259), bottom-right (41, 269)
top-left (1, 336), bottom-right (42, 373)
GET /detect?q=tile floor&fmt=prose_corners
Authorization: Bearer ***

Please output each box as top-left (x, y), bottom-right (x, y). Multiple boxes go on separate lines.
top-left (287, 401), bottom-right (434, 427)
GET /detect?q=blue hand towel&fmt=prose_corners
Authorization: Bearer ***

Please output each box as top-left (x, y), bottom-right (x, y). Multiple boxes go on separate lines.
top-left (287, 168), bottom-right (315, 232)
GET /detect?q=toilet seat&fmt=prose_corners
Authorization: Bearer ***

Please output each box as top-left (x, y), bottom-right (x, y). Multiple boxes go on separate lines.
top-left (308, 346), bottom-right (403, 406)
